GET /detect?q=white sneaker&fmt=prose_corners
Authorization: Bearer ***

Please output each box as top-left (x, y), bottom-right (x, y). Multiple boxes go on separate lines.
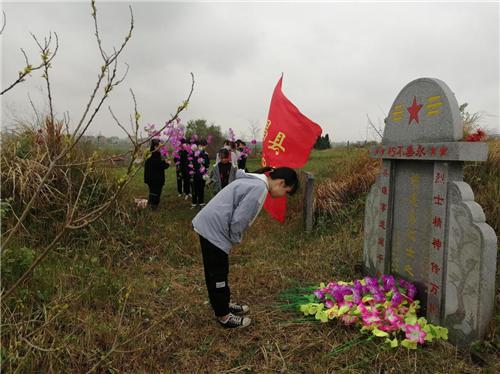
top-left (191, 204), bottom-right (197, 210)
top-left (177, 194), bottom-right (182, 198)
top-left (219, 314), bottom-right (251, 329)
top-left (185, 194), bottom-right (191, 200)
top-left (229, 303), bottom-right (250, 315)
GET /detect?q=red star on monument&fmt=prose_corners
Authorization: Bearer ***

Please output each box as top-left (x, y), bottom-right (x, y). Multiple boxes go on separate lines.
top-left (407, 96), bottom-right (423, 124)
top-left (440, 146), bottom-right (448, 156)
top-left (430, 146), bottom-right (437, 156)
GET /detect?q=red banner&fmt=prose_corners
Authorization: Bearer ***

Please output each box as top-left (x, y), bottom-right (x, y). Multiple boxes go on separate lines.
top-left (262, 76), bottom-right (322, 222)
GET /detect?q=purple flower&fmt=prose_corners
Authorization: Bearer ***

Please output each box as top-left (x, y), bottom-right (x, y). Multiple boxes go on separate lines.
top-left (189, 170), bottom-right (195, 175)
top-left (190, 139), bottom-right (195, 143)
top-left (197, 157), bottom-right (204, 164)
top-left (352, 292), bottom-right (362, 305)
top-left (406, 284), bottom-right (417, 300)
top-left (251, 139), bottom-right (257, 144)
top-left (313, 289), bottom-right (325, 300)
top-left (390, 292), bottom-right (403, 308)
top-left (373, 291), bottom-right (385, 303)
top-left (199, 166), bottom-right (206, 173)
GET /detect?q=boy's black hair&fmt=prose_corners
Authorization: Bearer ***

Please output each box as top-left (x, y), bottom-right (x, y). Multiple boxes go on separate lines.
top-left (219, 148), bottom-right (229, 158)
top-left (223, 139), bottom-right (231, 146)
top-left (199, 139), bottom-right (208, 146)
top-left (180, 138), bottom-right (188, 144)
top-left (194, 140), bottom-right (200, 146)
top-left (230, 141), bottom-right (236, 149)
top-left (252, 166), bottom-right (299, 196)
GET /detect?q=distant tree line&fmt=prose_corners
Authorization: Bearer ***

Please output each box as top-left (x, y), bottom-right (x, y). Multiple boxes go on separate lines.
top-left (313, 134), bottom-right (331, 150)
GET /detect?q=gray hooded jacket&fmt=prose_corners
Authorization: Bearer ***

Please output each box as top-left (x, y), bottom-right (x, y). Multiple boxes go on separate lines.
top-left (192, 170), bottom-right (268, 254)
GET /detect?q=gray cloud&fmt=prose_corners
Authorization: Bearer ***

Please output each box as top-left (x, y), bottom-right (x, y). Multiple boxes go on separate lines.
top-left (2, 1), bottom-right (499, 142)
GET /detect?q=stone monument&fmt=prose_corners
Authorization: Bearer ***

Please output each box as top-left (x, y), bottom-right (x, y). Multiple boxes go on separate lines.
top-left (362, 77), bottom-right (497, 346)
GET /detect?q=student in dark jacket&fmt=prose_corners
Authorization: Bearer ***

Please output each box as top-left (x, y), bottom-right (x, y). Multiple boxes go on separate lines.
top-left (175, 138), bottom-right (191, 199)
top-left (236, 140), bottom-right (248, 170)
top-left (189, 139), bottom-right (210, 209)
top-left (144, 138), bottom-right (172, 210)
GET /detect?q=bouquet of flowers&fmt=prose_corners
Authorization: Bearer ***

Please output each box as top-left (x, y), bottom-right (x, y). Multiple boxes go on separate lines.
top-left (283, 275), bottom-right (448, 350)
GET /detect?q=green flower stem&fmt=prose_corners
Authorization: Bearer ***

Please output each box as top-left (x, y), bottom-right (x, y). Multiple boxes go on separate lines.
top-left (327, 335), bottom-right (374, 356)
top-left (341, 353), bottom-right (378, 371)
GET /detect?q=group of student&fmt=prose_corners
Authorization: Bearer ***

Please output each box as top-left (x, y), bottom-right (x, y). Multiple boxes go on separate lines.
top-left (144, 137), bottom-right (299, 329)
top-left (175, 139), bottom-right (249, 209)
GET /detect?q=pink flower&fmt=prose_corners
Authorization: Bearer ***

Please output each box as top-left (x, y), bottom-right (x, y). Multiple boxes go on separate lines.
top-left (189, 170), bottom-right (195, 175)
top-left (199, 166), bottom-right (206, 173)
top-left (384, 308), bottom-right (403, 325)
top-left (251, 139), bottom-right (257, 144)
top-left (340, 314), bottom-right (358, 325)
top-left (338, 299), bottom-right (353, 310)
top-left (176, 117), bottom-right (181, 122)
top-left (325, 300), bottom-right (335, 309)
top-left (362, 313), bottom-right (381, 326)
top-left (208, 135), bottom-right (213, 139)
top-left (404, 324), bottom-right (427, 344)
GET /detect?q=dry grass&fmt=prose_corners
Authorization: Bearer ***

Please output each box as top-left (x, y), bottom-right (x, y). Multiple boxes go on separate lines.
top-left (314, 150), bottom-right (381, 218)
top-left (465, 139), bottom-right (500, 235)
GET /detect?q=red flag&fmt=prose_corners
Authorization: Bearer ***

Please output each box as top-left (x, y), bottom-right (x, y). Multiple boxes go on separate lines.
top-left (262, 76), bottom-right (322, 222)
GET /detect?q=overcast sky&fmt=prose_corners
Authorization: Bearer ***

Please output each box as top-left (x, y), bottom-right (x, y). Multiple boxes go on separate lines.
top-left (2, 1), bottom-right (499, 143)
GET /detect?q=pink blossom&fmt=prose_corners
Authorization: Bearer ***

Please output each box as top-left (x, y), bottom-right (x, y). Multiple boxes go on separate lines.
top-left (189, 170), bottom-right (195, 175)
top-left (340, 314), bottom-right (358, 325)
top-left (325, 300), bottom-right (335, 309)
top-left (337, 299), bottom-right (353, 309)
top-left (384, 308), bottom-right (403, 325)
top-left (405, 324), bottom-right (427, 344)
top-left (361, 313), bottom-right (381, 326)
top-left (199, 166), bottom-right (206, 173)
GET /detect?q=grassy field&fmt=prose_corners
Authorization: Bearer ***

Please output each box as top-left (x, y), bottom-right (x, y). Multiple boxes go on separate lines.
top-left (2, 145), bottom-right (499, 373)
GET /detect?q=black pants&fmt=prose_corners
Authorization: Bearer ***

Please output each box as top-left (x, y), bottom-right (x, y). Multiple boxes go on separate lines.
top-left (200, 235), bottom-right (230, 317)
top-left (176, 172), bottom-right (183, 194)
top-left (182, 174), bottom-right (191, 195)
top-left (192, 179), bottom-right (205, 205)
top-left (147, 183), bottom-right (163, 207)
